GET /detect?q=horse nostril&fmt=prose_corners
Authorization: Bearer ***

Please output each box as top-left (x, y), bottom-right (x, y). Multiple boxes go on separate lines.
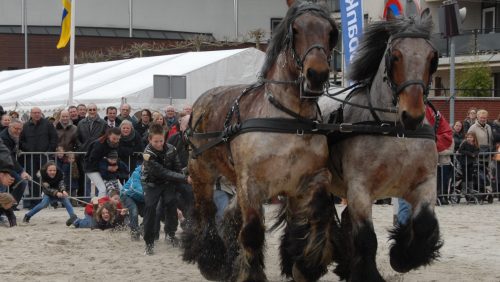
top-left (306, 68), bottom-right (329, 88)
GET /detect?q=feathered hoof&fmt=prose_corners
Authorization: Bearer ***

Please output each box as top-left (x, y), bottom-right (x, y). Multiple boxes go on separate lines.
top-left (389, 207), bottom-right (443, 273)
top-left (197, 224), bottom-right (228, 281)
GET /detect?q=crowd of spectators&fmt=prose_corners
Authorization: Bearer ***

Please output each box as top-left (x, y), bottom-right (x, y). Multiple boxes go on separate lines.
top-left (0, 103), bottom-right (194, 255)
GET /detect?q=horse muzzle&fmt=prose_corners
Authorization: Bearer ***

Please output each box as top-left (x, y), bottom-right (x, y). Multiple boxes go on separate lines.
top-left (301, 67), bottom-right (329, 98)
top-left (400, 111), bottom-right (425, 130)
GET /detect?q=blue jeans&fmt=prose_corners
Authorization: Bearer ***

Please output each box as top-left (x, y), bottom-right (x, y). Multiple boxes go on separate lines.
top-left (74, 214), bottom-right (94, 228)
top-left (397, 198), bottom-right (411, 226)
top-left (213, 190), bottom-right (232, 225)
top-left (26, 194), bottom-right (75, 218)
top-left (121, 195), bottom-right (143, 232)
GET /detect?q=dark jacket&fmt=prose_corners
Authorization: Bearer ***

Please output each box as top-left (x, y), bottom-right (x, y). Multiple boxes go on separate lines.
top-left (71, 116), bottom-right (84, 127)
top-left (458, 141), bottom-right (479, 168)
top-left (76, 117), bottom-right (107, 152)
top-left (141, 143), bottom-right (186, 185)
top-left (103, 116), bottom-right (121, 128)
top-left (99, 158), bottom-right (129, 181)
top-left (167, 132), bottom-right (189, 168)
top-left (118, 130), bottom-right (144, 173)
top-left (0, 129), bottom-right (23, 173)
top-left (0, 139), bottom-right (15, 174)
top-left (83, 140), bottom-right (117, 173)
top-left (40, 168), bottom-right (66, 197)
top-left (491, 120), bottom-right (500, 145)
top-left (55, 122), bottom-right (78, 151)
top-left (20, 118), bottom-right (58, 152)
top-left (453, 131), bottom-right (464, 152)
top-left (0, 207), bottom-right (16, 227)
top-left (134, 122), bottom-right (149, 139)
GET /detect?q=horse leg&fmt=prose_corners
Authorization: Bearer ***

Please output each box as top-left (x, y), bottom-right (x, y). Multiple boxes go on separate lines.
top-left (181, 170), bottom-right (227, 280)
top-left (284, 170), bottom-right (335, 282)
top-left (331, 206), bottom-right (353, 281)
top-left (219, 195), bottom-right (243, 280)
top-left (389, 179), bottom-right (443, 273)
top-left (346, 188), bottom-right (384, 282)
top-left (233, 187), bottom-right (267, 282)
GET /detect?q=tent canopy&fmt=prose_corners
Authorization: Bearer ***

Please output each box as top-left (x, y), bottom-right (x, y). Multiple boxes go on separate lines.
top-left (0, 48), bottom-right (265, 114)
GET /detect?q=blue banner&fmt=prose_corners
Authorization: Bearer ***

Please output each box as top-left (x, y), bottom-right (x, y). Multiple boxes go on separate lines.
top-left (340, 0), bottom-right (363, 76)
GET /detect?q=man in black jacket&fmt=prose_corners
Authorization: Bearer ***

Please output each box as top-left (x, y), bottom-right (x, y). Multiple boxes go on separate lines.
top-left (0, 139), bottom-right (15, 187)
top-left (0, 120), bottom-right (30, 208)
top-left (167, 115), bottom-right (193, 220)
top-left (19, 107), bottom-right (58, 208)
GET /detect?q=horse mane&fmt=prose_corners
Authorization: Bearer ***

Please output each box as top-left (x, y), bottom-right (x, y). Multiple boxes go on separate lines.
top-left (347, 15), bottom-right (433, 82)
top-left (260, 1), bottom-right (337, 77)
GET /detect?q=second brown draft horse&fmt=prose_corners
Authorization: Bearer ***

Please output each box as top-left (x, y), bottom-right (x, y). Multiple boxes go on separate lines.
top-left (181, 1), bottom-right (338, 281)
top-left (320, 9), bottom-right (443, 281)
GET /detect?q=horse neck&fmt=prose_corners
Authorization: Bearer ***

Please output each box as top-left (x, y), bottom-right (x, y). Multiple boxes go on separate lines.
top-left (264, 54), bottom-right (318, 119)
top-left (344, 62), bottom-right (398, 123)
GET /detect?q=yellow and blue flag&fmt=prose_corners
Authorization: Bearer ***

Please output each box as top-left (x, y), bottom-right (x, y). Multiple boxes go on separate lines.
top-left (56, 0), bottom-right (71, 49)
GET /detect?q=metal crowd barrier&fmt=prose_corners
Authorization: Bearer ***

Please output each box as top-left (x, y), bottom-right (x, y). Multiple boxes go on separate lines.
top-left (438, 151), bottom-right (500, 205)
top-left (9, 151), bottom-right (500, 206)
top-left (11, 151), bottom-right (143, 206)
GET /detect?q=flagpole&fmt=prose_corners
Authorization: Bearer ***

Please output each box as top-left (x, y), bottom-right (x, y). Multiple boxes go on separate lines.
top-left (22, 0), bottom-right (28, 69)
top-left (68, 0), bottom-right (75, 106)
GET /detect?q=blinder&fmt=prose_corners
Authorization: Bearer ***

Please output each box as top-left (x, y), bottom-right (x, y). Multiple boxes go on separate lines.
top-left (384, 33), bottom-right (439, 105)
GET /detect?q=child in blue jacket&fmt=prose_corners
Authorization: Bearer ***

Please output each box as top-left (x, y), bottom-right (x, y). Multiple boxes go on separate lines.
top-left (121, 165), bottom-right (144, 240)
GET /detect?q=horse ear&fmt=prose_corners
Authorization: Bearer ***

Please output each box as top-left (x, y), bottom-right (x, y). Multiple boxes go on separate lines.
top-left (421, 8), bottom-right (431, 20)
top-left (286, 0), bottom-right (296, 8)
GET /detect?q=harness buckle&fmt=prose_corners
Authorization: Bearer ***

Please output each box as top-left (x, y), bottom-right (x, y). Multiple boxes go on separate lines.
top-left (311, 120), bottom-right (319, 132)
top-left (380, 123), bottom-right (391, 134)
top-left (339, 123), bottom-right (353, 133)
top-left (396, 133), bottom-right (406, 138)
top-left (296, 129), bottom-right (304, 136)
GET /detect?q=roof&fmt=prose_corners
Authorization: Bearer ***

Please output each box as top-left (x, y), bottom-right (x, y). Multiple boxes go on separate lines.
top-left (0, 48), bottom-right (265, 113)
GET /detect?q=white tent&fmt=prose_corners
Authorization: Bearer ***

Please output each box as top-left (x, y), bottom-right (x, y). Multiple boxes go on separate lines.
top-left (0, 48), bottom-right (265, 114)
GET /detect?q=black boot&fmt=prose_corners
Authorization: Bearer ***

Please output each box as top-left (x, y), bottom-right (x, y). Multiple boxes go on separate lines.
top-left (66, 214), bottom-right (78, 226)
top-left (23, 214), bottom-right (31, 223)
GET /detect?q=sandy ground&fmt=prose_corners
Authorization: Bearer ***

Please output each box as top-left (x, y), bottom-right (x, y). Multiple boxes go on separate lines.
top-left (1, 202), bottom-right (500, 282)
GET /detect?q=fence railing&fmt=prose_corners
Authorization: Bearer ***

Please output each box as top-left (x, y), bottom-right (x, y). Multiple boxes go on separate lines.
top-left (7, 151), bottom-right (500, 206)
top-left (438, 151), bottom-right (499, 205)
top-left (8, 151), bottom-right (143, 205)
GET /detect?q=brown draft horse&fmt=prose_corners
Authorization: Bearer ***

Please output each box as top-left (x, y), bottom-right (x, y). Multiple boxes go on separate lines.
top-left (181, 1), bottom-right (338, 281)
top-left (320, 10), bottom-right (443, 281)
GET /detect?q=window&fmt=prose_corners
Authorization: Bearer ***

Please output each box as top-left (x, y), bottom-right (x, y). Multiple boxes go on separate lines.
top-left (482, 7), bottom-right (495, 34)
top-left (270, 18), bottom-right (282, 37)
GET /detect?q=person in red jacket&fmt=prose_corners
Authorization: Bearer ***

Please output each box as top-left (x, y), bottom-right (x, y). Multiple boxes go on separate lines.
top-left (70, 189), bottom-right (123, 228)
top-left (396, 105), bottom-right (453, 225)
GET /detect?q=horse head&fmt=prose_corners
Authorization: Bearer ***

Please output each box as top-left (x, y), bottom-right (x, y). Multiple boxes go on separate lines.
top-left (384, 10), bottom-right (438, 130)
top-left (385, 39), bottom-right (438, 129)
top-left (346, 9), bottom-right (438, 130)
top-left (263, 0), bottom-right (338, 99)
